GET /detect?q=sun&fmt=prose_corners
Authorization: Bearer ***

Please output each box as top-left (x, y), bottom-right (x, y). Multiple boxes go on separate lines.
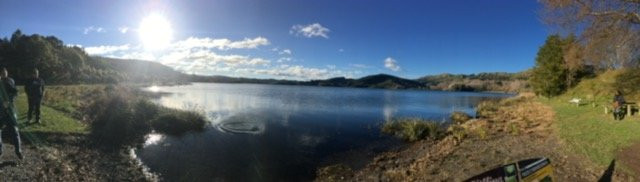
top-left (138, 13), bottom-right (173, 50)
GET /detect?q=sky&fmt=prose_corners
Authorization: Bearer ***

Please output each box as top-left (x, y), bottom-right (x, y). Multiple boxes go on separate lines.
top-left (0, 0), bottom-right (548, 80)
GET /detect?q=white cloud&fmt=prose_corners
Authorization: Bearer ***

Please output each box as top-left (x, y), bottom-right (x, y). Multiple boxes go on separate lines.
top-left (243, 65), bottom-right (330, 79)
top-left (384, 57), bottom-right (401, 71)
top-left (83, 26), bottom-right (106, 34)
top-left (234, 64), bottom-right (361, 80)
top-left (160, 49), bottom-right (270, 67)
top-left (83, 36), bottom-right (365, 80)
top-left (338, 49), bottom-right (344, 52)
top-left (279, 49), bottom-right (292, 55)
top-left (119, 26), bottom-right (129, 34)
top-left (277, 57), bottom-right (292, 63)
top-left (84, 44), bottom-right (130, 55)
top-left (173, 37), bottom-right (270, 50)
top-left (290, 23), bottom-right (330, 38)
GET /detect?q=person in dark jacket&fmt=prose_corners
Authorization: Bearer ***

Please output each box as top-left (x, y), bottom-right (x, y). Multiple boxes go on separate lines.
top-left (25, 68), bottom-right (44, 124)
top-left (613, 90), bottom-right (626, 120)
top-left (0, 67), bottom-right (23, 160)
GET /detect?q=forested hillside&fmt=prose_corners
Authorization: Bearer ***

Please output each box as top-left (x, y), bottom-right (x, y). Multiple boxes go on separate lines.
top-left (0, 30), bottom-right (187, 84)
top-left (417, 72), bottom-right (530, 92)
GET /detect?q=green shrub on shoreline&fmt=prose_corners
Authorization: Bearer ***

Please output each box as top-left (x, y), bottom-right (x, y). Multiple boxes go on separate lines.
top-left (77, 85), bottom-right (208, 149)
top-left (87, 92), bottom-right (151, 148)
top-left (152, 108), bottom-right (207, 136)
top-left (381, 118), bottom-right (443, 142)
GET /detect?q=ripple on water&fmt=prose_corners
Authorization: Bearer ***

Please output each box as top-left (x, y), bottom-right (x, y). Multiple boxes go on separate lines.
top-left (216, 115), bottom-right (266, 134)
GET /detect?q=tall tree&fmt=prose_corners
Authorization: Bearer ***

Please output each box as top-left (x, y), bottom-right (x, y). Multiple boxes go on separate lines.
top-left (530, 35), bottom-right (568, 97)
top-left (540, 0), bottom-right (640, 69)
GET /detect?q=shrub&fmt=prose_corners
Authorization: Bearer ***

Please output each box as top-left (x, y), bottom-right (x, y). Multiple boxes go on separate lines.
top-left (476, 100), bottom-right (500, 118)
top-left (614, 68), bottom-right (640, 99)
top-left (87, 93), bottom-right (151, 149)
top-left (83, 85), bottom-right (209, 148)
top-left (450, 111), bottom-right (471, 124)
top-left (152, 109), bottom-right (207, 136)
top-left (381, 118), bottom-right (442, 142)
top-left (475, 127), bottom-right (488, 140)
top-left (133, 99), bottom-right (160, 123)
top-left (448, 125), bottom-right (467, 144)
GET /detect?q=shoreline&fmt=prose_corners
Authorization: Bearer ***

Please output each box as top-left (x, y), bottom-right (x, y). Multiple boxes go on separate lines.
top-left (316, 94), bottom-right (638, 181)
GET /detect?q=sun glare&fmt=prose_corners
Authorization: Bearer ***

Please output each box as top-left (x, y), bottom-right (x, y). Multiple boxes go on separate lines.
top-left (138, 13), bottom-right (173, 50)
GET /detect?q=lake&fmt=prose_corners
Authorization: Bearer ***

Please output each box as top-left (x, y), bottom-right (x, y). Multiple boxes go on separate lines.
top-left (136, 83), bottom-right (511, 181)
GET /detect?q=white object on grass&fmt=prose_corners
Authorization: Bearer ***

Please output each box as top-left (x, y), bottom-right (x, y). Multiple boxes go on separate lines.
top-left (569, 98), bottom-right (582, 106)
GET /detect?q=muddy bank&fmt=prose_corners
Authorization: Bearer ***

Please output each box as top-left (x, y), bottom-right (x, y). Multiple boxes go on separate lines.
top-left (0, 133), bottom-right (152, 181)
top-left (317, 94), bottom-right (637, 181)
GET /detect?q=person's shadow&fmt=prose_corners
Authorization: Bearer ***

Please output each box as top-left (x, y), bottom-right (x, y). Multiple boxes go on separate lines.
top-left (0, 161), bottom-right (18, 169)
top-left (598, 159), bottom-right (615, 182)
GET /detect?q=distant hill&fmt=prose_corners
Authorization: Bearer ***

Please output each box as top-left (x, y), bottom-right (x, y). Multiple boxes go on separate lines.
top-left (189, 75), bottom-right (303, 85)
top-left (307, 74), bottom-right (424, 89)
top-left (191, 74), bottom-right (425, 90)
top-left (417, 72), bottom-right (530, 92)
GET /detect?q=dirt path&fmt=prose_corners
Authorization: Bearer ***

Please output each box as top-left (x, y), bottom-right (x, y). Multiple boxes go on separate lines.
top-left (318, 95), bottom-right (638, 181)
top-left (0, 133), bottom-right (152, 181)
top-left (616, 142), bottom-right (640, 180)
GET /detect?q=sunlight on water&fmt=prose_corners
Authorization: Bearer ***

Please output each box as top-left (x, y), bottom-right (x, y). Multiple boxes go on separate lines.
top-left (144, 133), bottom-right (165, 146)
top-left (147, 85), bottom-right (160, 92)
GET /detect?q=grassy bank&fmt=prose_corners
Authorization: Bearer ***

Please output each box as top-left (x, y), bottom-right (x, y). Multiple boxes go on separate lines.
top-left (1, 84), bottom-right (208, 180)
top-left (545, 71), bottom-right (640, 171)
top-left (15, 90), bottom-right (87, 135)
top-left (546, 99), bottom-right (640, 166)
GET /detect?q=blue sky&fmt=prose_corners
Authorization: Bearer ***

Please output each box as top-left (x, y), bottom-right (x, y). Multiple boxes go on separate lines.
top-left (0, 0), bottom-right (548, 80)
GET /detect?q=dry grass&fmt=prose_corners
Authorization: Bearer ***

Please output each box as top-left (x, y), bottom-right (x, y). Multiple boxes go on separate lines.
top-left (381, 118), bottom-right (443, 142)
top-left (450, 111), bottom-right (471, 124)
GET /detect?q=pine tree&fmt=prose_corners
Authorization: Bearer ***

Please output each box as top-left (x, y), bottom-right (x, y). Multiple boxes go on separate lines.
top-left (530, 35), bottom-right (567, 97)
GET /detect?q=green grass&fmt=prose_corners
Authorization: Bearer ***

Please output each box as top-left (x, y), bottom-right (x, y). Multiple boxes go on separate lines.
top-left (544, 70), bottom-right (640, 167)
top-left (547, 99), bottom-right (640, 166)
top-left (14, 92), bottom-right (87, 134)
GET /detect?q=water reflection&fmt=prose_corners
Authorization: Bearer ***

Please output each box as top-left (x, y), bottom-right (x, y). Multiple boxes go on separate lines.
top-left (138, 83), bottom-right (510, 181)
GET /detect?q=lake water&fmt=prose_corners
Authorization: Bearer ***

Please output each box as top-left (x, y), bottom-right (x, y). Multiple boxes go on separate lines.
top-left (136, 83), bottom-right (510, 181)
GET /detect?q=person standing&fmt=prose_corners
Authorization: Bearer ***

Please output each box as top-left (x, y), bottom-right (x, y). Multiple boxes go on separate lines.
top-left (25, 68), bottom-right (44, 124)
top-left (0, 67), bottom-right (23, 159)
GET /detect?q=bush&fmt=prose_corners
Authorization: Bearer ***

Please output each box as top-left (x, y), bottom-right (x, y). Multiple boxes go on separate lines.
top-left (133, 99), bottom-right (160, 123)
top-left (381, 118), bottom-right (442, 142)
top-left (84, 86), bottom-right (208, 149)
top-left (87, 93), bottom-right (151, 149)
top-left (614, 68), bottom-right (640, 99)
top-left (450, 111), bottom-right (471, 124)
top-left (448, 125), bottom-right (467, 144)
top-left (152, 109), bottom-right (207, 136)
top-left (476, 100), bottom-right (500, 118)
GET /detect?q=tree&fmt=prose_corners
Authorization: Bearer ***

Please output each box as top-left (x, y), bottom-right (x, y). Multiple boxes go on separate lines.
top-left (540, 0), bottom-right (640, 69)
top-left (615, 67), bottom-right (640, 95)
top-left (530, 35), bottom-right (568, 97)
